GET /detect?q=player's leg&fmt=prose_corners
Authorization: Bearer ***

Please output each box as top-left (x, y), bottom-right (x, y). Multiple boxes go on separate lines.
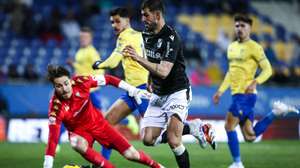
top-left (240, 119), bottom-right (256, 142)
top-left (225, 112), bottom-right (243, 168)
top-left (167, 115), bottom-right (190, 168)
top-left (143, 127), bottom-right (163, 146)
top-left (157, 119), bottom-right (216, 149)
top-left (69, 132), bottom-right (115, 168)
top-left (152, 88), bottom-right (216, 149)
top-left (105, 99), bottom-right (132, 125)
top-left (106, 96), bottom-right (140, 134)
top-left (139, 101), bottom-right (164, 146)
top-left (99, 123), bottom-right (163, 168)
top-left (102, 98), bottom-right (138, 159)
top-left (122, 146), bottom-right (164, 168)
top-left (253, 101), bottom-right (299, 137)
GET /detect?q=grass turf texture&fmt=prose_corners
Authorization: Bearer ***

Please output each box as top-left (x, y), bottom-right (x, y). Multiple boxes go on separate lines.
top-left (0, 140), bottom-right (299, 168)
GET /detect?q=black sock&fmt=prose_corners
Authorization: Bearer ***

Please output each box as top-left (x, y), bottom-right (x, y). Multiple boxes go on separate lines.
top-left (182, 123), bottom-right (190, 135)
top-left (160, 123), bottom-right (190, 144)
top-left (175, 149), bottom-right (190, 168)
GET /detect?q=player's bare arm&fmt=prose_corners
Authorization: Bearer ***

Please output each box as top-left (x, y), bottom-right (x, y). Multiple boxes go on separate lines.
top-left (123, 45), bottom-right (173, 79)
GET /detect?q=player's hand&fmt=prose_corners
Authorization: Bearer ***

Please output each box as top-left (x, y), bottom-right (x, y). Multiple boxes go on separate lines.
top-left (212, 91), bottom-right (222, 105)
top-left (123, 45), bottom-right (140, 61)
top-left (128, 88), bottom-right (152, 104)
top-left (43, 155), bottom-right (54, 168)
top-left (92, 60), bottom-right (103, 70)
top-left (245, 80), bottom-right (257, 94)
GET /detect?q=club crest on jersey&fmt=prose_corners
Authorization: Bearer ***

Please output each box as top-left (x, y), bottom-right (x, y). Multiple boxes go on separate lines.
top-left (157, 38), bottom-right (163, 48)
top-left (64, 105), bottom-right (70, 111)
top-left (169, 35), bottom-right (174, 41)
top-left (75, 92), bottom-right (81, 97)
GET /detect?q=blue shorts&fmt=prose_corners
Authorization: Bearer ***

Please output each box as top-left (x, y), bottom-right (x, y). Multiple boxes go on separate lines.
top-left (121, 84), bottom-right (149, 116)
top-left (229, 94), bottom-right (257, 123)
top-left (90, 90), bottom-right (102, 110)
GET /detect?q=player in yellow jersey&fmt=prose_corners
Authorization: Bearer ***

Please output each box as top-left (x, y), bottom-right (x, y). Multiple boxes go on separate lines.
top-left (68, 27), bottom-right (104, 110)
top-left (213, 14), bottom-right (298, 168)
top-left (92, 7), bottom-right (149, 160)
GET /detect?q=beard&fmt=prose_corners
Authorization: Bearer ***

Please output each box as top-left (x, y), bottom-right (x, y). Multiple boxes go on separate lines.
top-left (144, 21), bottom-right (157, 33)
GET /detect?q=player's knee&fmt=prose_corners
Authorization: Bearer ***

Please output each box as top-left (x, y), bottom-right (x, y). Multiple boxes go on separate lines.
top-left (225, 123), bottom-right (235, 131)
top-left (69, 136), bottom-right (88, 154)
top-left (143, 137), bottom-right (155, 146)
top-left (244, 135), bottom-right (256, 142)
top-left (123, 146), bottom-right (139, 160)
top-left (167, 137), bottom-right (181, 149)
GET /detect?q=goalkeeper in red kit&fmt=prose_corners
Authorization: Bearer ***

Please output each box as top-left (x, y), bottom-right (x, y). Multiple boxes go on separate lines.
top-left (43, 65), bottom-right (164, 168)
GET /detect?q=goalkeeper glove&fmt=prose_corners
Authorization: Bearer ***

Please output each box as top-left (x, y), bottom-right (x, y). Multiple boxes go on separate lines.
top-left (128, 87), bottom-right (151, 105)
top-left (92, 60), bottom-right (103, 70)
top-left (118, 81), bottom-right (151, 104)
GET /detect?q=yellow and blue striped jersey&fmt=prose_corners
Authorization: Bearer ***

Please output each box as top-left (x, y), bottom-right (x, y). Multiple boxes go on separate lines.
top-left (218, 39), bottom-right (272, 95)
top-left (74, 45), bottom-right (104, 76)
top-left (98, 28), bottom-right (148, 87)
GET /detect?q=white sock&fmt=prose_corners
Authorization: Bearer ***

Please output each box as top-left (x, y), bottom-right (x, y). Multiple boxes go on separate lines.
top-left (172, 144), bottom-right (185, 156)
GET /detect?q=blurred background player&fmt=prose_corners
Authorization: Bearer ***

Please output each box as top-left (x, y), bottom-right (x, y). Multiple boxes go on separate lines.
top-left (212, 14), bottom-right (299, 168)
top-left (67, 26), bottom-right (104, 110)
top-left (43, 65), bottom-right (163, 168)
top-left (124, 0), bottom-right (216, 167)
top-left (92, 7), bottom-right (148, 159)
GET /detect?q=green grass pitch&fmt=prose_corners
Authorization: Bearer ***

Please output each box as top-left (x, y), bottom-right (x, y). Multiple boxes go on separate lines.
top-left (0, 140), bottom-right (299, 168)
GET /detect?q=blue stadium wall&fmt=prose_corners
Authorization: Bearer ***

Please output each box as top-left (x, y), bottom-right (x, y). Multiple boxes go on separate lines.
top-left (0, 84), bottom-right (299, 118)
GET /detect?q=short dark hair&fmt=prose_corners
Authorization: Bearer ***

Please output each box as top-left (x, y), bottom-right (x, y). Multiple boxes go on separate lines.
top-left (234, 14), bottom-right (253, 26)
top-left (141, 0), bottom-right (165, 14)
top-left (47, 65), bottom-right (70, 83)
top-left (80, 26), bottom-right (93, 35)
top-left (109, 7), bottom-right (131, 18)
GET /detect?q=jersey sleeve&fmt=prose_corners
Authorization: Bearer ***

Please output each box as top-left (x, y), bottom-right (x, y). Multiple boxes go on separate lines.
top-left (253, 45), bottom-right (273, 84)
top-left (115, 34), bottom-right (126, 55)
top-left (45, 97), bottom-right (62, 157)
top-left (218, 72), bottom-right (231, 93)
top-left (161, 34), bottom-right (180, 63)
top-left (98, 51), bottom-right (122, 69)
top-left (253, 45), bottom-right (267, 63)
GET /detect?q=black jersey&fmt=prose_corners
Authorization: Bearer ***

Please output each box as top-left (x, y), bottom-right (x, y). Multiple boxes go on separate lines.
top-left (142, 24), bottom-right (190, 95)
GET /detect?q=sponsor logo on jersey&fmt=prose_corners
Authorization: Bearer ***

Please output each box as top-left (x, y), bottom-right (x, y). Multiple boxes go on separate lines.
top-left (157, 38), bottom-right (163, 48)
top-left (146, 49), bottom-right (161, 59)
top-left (169, 104), bottom-right (185, 110)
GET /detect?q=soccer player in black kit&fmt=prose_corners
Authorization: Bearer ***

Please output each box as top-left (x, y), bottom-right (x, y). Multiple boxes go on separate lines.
top-left (123, 0), bottom-right (216, 167)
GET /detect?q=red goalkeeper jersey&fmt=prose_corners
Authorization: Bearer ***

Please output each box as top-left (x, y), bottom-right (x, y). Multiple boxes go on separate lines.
top-left (45, 75), bottom-right (121, 156)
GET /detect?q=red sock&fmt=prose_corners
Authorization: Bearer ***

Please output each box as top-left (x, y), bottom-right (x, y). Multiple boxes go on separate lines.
top-left (82, 148), bottom-right (115, 168)
top-left (137, 150), bottom-right (160, 168)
